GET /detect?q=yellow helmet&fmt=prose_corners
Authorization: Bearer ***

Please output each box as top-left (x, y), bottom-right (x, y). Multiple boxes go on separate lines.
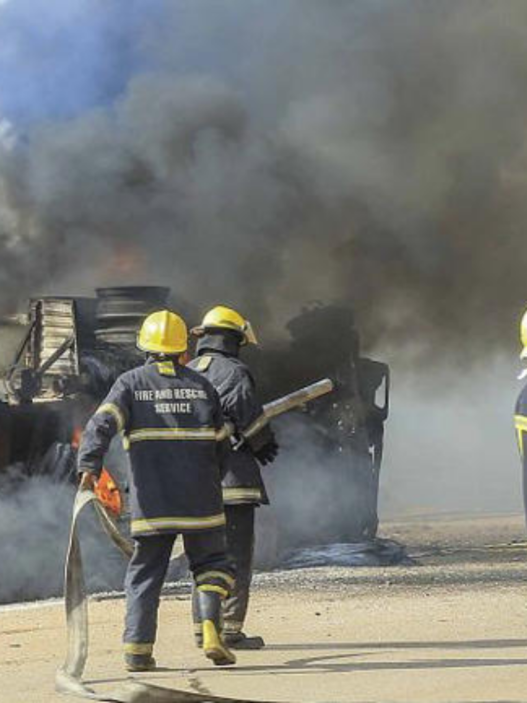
top-left (521, 309), bottom-right (527, 359)
top-left (192, 305), bottom-right (258, 345)
top-left (137, 310), bottom-right (188, 354)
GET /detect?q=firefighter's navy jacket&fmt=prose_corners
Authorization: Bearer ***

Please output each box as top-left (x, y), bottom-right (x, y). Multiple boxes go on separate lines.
top-left (78, 359), bottom-right (228, 537)
top-left (515, 383), bottom-right (527, 517)
top-left (515, 384), bottom-right (527, 456)
top-left (189, 334), bottom-right (269, 505)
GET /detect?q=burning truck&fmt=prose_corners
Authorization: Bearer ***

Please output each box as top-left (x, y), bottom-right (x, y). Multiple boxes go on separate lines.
top-left (0, 288), bottom-right (389, 554)
top-left (0, 286), bottom-right (172, 511)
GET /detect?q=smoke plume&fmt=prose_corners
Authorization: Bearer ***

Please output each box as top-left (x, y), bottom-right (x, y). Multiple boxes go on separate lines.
top-left (0, 2), bottom-right (527, 598)
top-left (0, 1), bottom-right (527, 361)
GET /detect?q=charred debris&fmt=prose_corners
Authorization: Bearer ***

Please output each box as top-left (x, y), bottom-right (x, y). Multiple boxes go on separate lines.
top-left (0, 288), bottom-right (389, 547)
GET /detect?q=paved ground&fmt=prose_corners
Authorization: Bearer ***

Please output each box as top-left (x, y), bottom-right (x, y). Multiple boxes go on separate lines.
top-left (3, 513), bottom-right (527, 703)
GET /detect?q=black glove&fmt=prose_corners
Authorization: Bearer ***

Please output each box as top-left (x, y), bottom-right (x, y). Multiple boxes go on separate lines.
top-left (253, 438), bottom-right (279, 465)
top-left (246, 425), bottom-right (279, 465)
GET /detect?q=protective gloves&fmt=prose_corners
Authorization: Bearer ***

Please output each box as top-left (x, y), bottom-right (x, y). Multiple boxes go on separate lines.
top-left (253, 439), bottom-right (279, 465)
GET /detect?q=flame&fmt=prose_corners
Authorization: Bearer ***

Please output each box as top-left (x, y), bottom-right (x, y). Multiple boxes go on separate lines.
top-left (95, 467), bottom-right (123, 517)
top-left (102, 243), bottom-right (147, 279)
top-left (72, 427), bottom-right (123, 517)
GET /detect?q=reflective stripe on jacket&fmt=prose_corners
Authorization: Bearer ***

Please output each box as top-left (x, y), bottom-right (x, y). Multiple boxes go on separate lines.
top-left (77, 359), bottom-right (227, 536)
top-left (189, 335), bottom-right (268, 506)
top-left (515, 384), bottom-right (527, 460)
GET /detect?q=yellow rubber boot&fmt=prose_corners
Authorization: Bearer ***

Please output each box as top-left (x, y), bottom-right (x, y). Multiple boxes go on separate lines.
top-left (202, 619), bottom-right (236, 666)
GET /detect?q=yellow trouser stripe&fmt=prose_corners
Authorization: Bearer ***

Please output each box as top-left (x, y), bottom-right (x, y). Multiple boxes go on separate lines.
top-left (129, 427), bottom-right (217, 442)
top-left (196, 570), bottom-right (236, 589)
top-left (222, 487), bottom-right (262, 501)
top-left (131, 513), bottom-right (226, 532)
top-left (197, 584), bottom-right (230, 599)
top-left (96, 403), bottom-right (125, 432)
top-left (124, 642), bottom-right (153, 655)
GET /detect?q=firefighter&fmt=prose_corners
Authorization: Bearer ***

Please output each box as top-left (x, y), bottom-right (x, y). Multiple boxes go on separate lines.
top-left (77, 310), bottom-right (236, 671)
top-left (189, 305), bottom-right (278, 650)
top-left (515, 309), bottom-right (527, 527)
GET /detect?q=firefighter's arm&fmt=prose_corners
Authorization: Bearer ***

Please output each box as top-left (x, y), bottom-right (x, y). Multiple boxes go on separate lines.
top-left (77, 376), bottom-right (130, 482)
top-left (514, 387), bottom-right (527, 465)
top-left (223, 367), bottom-right (279, 465)
top-left (210, 387), bottom-right (230, 479)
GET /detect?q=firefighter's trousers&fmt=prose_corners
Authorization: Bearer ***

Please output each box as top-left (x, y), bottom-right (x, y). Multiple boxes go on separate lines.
top-left (124, 529), bottom-right (233, 657)
top-left (192, 504), bottom-right (255, 638)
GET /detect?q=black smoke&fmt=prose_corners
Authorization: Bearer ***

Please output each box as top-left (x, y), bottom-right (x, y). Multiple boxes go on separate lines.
top-left (0, 3), bottom-right (526, 599)
top-left (1, 2), bottom-right (527, 362)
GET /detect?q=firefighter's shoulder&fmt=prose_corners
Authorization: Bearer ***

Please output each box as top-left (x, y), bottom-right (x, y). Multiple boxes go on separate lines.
top-left (180, 364), bottom-right (221, 398)
top-left (106, 366), bottom-right (137, 391)
top-left (217, 358), bottom-right (256, 394)
top-left (193, 353), bottom-right (253, 383)
top-left (193, 355), bottom-right (213, 372)
top-left (223, 356), bottom-right (255, 382)
top-left (118, 365), bottom-right (149, 387)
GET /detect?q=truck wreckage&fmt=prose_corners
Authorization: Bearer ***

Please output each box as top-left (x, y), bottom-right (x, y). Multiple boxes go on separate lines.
top-left (0, 287), bottom-right (390, 565)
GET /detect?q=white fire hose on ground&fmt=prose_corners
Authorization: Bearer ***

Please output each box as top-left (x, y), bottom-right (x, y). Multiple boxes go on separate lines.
top-left (56, 488), bottom-right (256, 702)
top-left (55, 379), bottom-right (334, 701)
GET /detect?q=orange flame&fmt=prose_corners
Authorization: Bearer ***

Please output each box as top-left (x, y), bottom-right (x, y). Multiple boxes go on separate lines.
top-left (72, 427), bottom-right (123, 517)
top-left (95, 468), bottom-right (123, 517)
top-left (105, 243), bottom-right (146, 278)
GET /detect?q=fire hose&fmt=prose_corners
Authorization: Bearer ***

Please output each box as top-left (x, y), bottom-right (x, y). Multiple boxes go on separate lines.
top-left (56, 379), bottom-right (334, 701)
top-left (237, 378), bottom-right (334, 443)
top-left (56, 487), bottom-right (132, 700)
top-left (56, 489), bottom-right (266, 703)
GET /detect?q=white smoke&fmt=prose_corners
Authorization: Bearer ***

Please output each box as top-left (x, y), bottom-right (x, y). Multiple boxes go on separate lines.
top-left (0, 468), bottom-right (127, 603)
top-left (381, 356), bottom-right (521, 516)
